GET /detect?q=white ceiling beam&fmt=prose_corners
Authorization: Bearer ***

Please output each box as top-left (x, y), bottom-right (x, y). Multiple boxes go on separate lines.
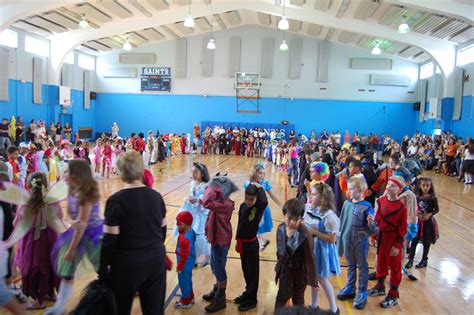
top-left (385, 0), bottom-right (473, 24)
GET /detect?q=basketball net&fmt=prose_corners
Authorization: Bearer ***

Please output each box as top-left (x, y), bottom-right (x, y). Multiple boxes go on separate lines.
top-left (242, 80), bottom-right (251, 90)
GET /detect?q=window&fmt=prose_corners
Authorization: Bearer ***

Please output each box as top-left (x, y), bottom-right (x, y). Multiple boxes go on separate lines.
top-left (63, 51), bottom-right (74, 65)
top-left (0, 29), bottom-right (18, 48)
top-left (457, 44), bottom-right (474, 66)
top-left (78, 53), bottom-right (95, 70)
top-left (25, 36), bottom-right (49, 57)
top-left (419, 62), bottom-right (434, 79)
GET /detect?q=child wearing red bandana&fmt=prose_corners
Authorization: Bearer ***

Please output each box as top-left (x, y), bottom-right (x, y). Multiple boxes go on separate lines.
top-left (369, 176), bottom-right (408, 308)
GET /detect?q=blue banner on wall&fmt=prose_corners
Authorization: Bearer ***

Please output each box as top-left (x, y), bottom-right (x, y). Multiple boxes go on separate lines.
top-left (141, 67), bottom-right (171, 92)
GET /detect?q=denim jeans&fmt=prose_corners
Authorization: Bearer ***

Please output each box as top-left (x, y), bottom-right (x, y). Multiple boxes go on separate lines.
top-left (0, 137), bottom-right (11, 150)
top-left (211, 245), bottom-right (229, 282)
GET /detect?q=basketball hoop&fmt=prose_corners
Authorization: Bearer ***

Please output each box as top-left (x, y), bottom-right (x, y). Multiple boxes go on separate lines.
top-left (243, 80), bottom-right (251, 90)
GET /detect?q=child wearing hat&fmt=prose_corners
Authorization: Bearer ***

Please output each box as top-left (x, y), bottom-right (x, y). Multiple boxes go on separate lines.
top-left (369, 176), bottom-right (408, 308)
top-left (175, 211), bottom-right (196, 309)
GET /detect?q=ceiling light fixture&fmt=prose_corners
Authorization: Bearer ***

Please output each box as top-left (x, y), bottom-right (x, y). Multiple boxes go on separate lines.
top-left (78, 15), bottom-right (89, 29)
top-left (398, 15), bottom-right (410, 34)
top-left (280, 31), bottom-right (288, 51)
top-left (207, 24), bottom-right (215, 50)
top-left (278, 0), bottom-right (289, 30)
top-left (184, 1), bottom-right (195, 28)
top-left (371, 44), bottom-right (381, 55)
top-left (123, 38), bottom-right (132, 51)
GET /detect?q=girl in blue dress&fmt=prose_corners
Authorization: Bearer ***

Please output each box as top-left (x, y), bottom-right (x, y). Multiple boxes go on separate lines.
top-left (304, 182), bottom-right (340, 315)
top-left (176, 163), bottom-right (211, 266)
top-left (244, 164), bottom-right (282, 252)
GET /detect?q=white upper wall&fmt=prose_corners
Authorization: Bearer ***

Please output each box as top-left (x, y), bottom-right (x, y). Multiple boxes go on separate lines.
top-left (96, 25), bottom-right (419, 103)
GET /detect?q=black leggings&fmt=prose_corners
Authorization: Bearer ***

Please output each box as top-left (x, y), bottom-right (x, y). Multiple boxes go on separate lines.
top-left (408, 237), bottom-right (431, 261)
top-left (110, 252), bottom-right (166, 315)
top-left (446, 155), bottom-right (455, 174)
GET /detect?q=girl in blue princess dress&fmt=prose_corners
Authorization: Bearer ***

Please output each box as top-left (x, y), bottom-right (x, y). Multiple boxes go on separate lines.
top-left (244, 164), bottom-right (282, 252)
top-left (176, 163), bottom-right (211, 266)
top-left (304, 182), bottom-right (340, 315)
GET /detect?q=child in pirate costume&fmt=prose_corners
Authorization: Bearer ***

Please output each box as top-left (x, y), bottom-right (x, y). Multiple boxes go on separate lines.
top-left (234, 183), bottom-right (268, 311)
top-left (369, 176), bottom-right (408, 308)
top-left (274, 198), bottom-right (317, 312)
top-left (337, 176), bottom-right (378, 310)
top-left (201, 176), bottom-right (238, 313)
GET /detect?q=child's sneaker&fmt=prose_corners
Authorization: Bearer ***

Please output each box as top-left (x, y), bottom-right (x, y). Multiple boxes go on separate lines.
top-left (174, 299), bottom-right (194, 309)
top-left (337, 285), bottom-right (356, 301)
top-left (380, 295), bottom-right (398, 308)
top-left (353, 291), bottom-right (368, 310)
top-left (369, 285), bottom-right (386, 297)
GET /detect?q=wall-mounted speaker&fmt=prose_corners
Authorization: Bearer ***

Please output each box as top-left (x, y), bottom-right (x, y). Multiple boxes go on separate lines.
top-left (413, 102), bottom-right (421, 111)
top-left (90, 91), bottom-right (97, 100)
top-left (281, 120), bottom-right (289, 125)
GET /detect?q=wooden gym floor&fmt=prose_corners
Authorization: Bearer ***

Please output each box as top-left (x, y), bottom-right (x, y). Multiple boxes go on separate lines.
top-left (8, 154), bottom-right (474, 315)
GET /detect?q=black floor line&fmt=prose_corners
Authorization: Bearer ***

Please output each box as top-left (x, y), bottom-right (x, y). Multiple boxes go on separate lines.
top-left (437, 194), bottom-right (474, 213)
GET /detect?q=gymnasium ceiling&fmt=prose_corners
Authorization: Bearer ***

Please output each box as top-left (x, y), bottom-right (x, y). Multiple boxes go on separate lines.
top-left (5, 0), bottom-right (474, 64)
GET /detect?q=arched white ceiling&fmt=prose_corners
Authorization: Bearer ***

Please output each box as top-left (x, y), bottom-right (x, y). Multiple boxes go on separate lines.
top-left (1, 0), bottom-right (473, 95)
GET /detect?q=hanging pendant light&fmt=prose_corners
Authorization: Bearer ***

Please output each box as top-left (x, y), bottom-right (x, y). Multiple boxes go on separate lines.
top-left (280, 31), bottom-right (288, 51)
top-left (207, 24), bottom-right (215, 49)
top-left (398, 15), bottom-right (410, 34)
top-left (78, 15), bottom-right (89, 29)
top-left (184, 1), bottom-right (195, 28)
top-left (278, 0), bottom-right (289, 30)
top-left (371, 45), bottom-right (381, 55)
top-left (123, 38), bottom-right (132, 51)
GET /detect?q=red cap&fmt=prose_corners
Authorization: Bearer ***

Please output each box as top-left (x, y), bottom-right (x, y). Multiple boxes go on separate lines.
top-left (143, 169), bottom-right (154, 188)
top-left (176, 211), bottom-right (193, 226)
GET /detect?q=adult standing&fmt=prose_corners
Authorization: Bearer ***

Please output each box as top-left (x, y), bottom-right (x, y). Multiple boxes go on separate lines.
top-left (63, 123), bottom-right (72, 142)
top-left (35, 122), bottom-right (46, 141)
top-left (99, 151), bottom-right (167, 315)
top-left (28, 120), bottom-right (37, 142)
top-left (0, 119), bottom-right (11, 150)
top-left (111, 123), bottom-right (119, 138)
top-left (15, 117), bottom-right (25, 146)
top-left (55, 123), bottom-right (62, 142)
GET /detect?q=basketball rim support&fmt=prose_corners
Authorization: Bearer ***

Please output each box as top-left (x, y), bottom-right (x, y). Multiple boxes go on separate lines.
top-left (235, 72), bottom-right (260, 113)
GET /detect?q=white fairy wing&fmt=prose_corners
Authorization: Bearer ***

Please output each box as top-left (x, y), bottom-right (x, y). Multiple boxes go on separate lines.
top-left (0, 182), bottom-right (29, 206)
top-left (45, 181), bottom-right (69, 205)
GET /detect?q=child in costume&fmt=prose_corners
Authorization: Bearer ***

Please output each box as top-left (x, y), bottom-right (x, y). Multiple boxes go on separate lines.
top-left (101, 139), bottom-right (113, 179)
top-left (304, 161), bottom-right (330, 203)
top-left (244, 164), bottom-right (282, 252)
top-left (304, 183), bottom-right (340, 314)
top-left (201, 176), bottom-right (238, 313)
top-left (337, 176), bottom-right (377, 310)
top-left (6, 147), bottom-right (20, 186)
top-left (407, 177), bottom-right (439, 269)
top-left (234, 182), bottom-right (268, 311)
top-left (92, 139), bottom-right (102, 178)
top-left (174, 211), bottom-right (196, 309)
top-left (274, 198), bottom-right (317, 312)
top-left (0, 174), bottom-right (68, 309)
top-left (368, 176), bottom-right (407, 308)
top-left (176, 163), bottom-right (211, 266)
top-left (45, 160), bottom-right (103, 315)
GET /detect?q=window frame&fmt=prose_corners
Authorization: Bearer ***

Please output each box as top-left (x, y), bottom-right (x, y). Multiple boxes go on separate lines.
top-left (24, 35), bottom-right (50, 58)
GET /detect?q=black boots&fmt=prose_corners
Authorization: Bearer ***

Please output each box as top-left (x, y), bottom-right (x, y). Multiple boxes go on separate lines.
top-left (416, 259), bottom-right (428, 268)
top-left (203, 284), bottom-right (218, 302)
top-left (405, 259), bottom-right (413, 269)
top-left (205, 286), bottom-right (227, 313)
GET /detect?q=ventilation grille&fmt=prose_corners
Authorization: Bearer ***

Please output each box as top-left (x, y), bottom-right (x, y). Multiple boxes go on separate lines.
top-left (350, 58), bottom-right (392, 70)
top-left (370, 74), bottom-right (410, 86)
top-left (119, 53), bottom-right (156, 64)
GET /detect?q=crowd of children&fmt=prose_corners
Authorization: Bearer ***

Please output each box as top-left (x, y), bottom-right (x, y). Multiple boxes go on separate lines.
top-left (0, 119), bottom-right (465, 314)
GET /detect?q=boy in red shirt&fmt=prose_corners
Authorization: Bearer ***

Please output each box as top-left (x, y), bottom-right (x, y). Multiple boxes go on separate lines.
top-left (369, 176), bottom-right (408, 308)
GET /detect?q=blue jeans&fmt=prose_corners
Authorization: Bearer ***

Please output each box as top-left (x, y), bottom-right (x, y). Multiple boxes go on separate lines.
top-left (211, 245), bottom-right (229, 282)
top-left (288, 158), bottom-right (298, 185)
top-left (0, 279), bottom-right (12, 306)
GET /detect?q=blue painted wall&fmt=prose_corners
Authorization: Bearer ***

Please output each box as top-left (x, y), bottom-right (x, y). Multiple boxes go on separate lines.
top-left (0, 80), bottom-right (95, 138)
top-left (95, 93), bottom-right (416, 141)
top-left (413, 96), bottom-right (473, 139)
